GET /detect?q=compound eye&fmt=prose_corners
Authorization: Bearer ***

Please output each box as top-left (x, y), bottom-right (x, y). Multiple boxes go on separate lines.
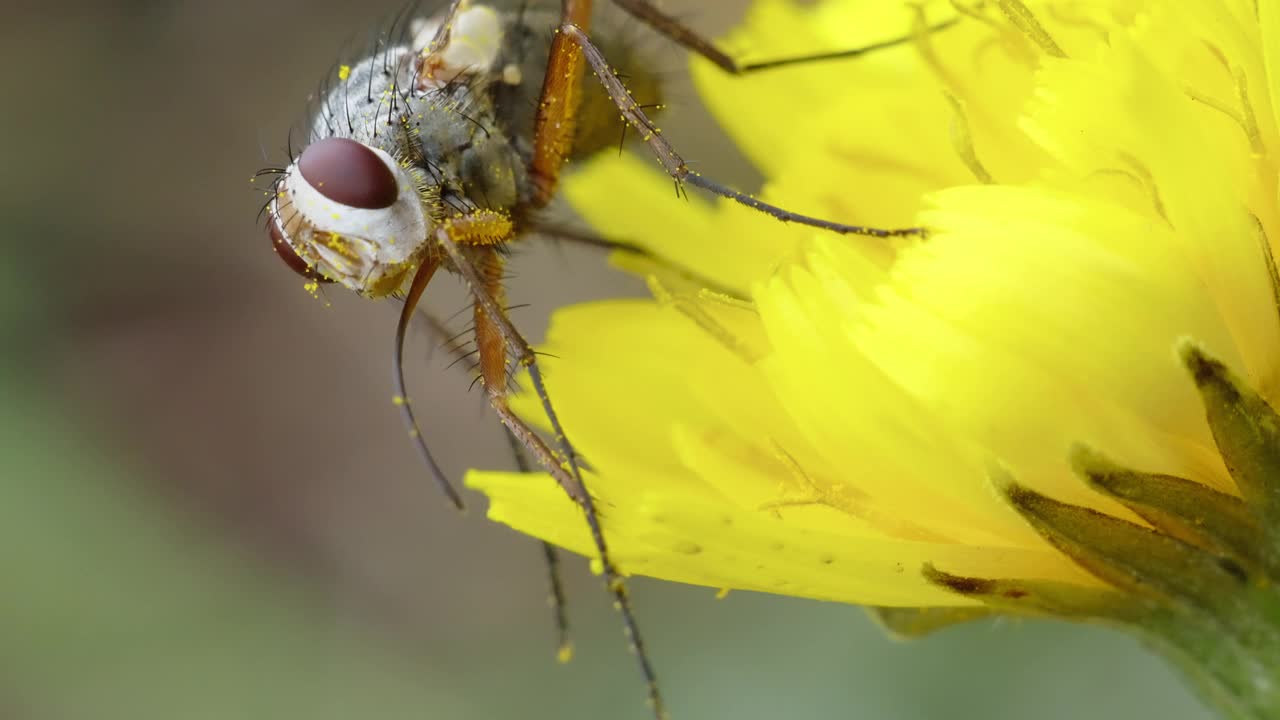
top-left (297, 137), bottom-right (400, 209)
top-left (269, 214), bottom-right (331, 282)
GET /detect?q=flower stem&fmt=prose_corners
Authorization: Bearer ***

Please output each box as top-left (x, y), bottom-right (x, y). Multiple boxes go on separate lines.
top-left (1137, 585), bottom-right (1280, 720)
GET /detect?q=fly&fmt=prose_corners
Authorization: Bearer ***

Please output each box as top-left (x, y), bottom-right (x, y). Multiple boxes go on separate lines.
top-left (257, 2), bottom-right (951, 717)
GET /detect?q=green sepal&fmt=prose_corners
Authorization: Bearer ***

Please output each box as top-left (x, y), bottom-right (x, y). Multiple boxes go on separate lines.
top-left (1069, 444), bottom-right (1265, 572)
top-left (994, 471), bottom-right (1251, 615)
top-left (1180, 340), bottom-right (1280, 559)
top-left (921, 563), bottom-right (1146, 623)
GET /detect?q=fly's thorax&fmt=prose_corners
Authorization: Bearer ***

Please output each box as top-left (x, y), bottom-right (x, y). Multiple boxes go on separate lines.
top-left (403, 2), bottom-right (532, 214)
top-left (411, 92), bottom-right (529, 214)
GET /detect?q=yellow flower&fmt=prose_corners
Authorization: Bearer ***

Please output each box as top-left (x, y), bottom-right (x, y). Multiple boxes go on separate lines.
top-left (466, 0), bottom-right (1280, 612)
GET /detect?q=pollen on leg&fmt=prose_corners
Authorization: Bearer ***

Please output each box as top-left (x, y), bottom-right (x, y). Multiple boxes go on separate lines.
top-left (442, 210), bottom-right (514, 245)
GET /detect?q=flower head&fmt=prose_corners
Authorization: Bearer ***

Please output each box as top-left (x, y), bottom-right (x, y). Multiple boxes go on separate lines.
top-left (468, 0), bottom-right (1280, 623)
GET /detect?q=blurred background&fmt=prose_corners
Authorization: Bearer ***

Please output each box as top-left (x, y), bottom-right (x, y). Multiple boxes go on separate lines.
top-left (1, 1), bottom-right (1212, 718)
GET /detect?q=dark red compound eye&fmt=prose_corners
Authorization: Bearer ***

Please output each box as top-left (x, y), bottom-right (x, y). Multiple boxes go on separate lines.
top-left (297, 137), bottom-right (400, 209)
top-left (269, 214), bottom-right (331, 282)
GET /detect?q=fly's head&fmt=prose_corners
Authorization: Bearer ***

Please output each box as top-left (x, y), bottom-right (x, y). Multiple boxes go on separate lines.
top-left (264, 1), bottom-right (519, 297)
top-left (265, 33), bottom-right (434, 297)
top-left (268, 133), bottom-right (432, 298)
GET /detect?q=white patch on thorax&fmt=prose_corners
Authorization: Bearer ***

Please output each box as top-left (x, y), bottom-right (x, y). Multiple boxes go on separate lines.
top-left (412, 3), bottom-right (504, 89)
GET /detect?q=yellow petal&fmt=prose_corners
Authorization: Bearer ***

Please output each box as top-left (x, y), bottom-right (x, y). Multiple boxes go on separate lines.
top-left (470, 0), bottom-right (1280, 611)
top-left (465, 469), bottom-right (1097, 607)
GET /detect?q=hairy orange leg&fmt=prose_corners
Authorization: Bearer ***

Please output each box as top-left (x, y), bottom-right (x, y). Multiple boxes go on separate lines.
top-left (435, 211), bottom-right (592, 507)
top-left (529, 0), bottom-right (593, 206)
top-left (435, 209), bottom-right (668, 719)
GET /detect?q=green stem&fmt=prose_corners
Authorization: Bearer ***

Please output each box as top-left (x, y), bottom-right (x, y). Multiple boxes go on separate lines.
top-left (1138, 585), bottom-right (1280, 720)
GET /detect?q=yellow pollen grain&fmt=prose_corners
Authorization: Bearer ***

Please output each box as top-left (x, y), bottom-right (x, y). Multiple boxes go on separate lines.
top-left (338, 64), bottom-right (351, 81)
top-left (557, 643), bottom-right (574, 664)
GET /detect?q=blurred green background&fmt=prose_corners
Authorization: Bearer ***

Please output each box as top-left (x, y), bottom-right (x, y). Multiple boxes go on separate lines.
top-left (1, 1), bottom-right (1213, 718)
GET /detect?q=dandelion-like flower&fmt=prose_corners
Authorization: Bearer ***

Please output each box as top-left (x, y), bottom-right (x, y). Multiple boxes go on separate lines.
top-left (467, 1), bottom-right (1280, 715)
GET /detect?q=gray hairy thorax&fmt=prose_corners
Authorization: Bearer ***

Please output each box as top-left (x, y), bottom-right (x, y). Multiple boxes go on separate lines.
top-left (311, 36), bottom-right (534, 220)
top-left (300, 4), bottom-right (659, 224)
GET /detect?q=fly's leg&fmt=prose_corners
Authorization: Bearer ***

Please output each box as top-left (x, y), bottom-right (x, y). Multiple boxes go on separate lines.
top-left (559, 23), bottom-right (925, 237)
top-left (504, 429), bottom-right (574, 663)
top-left (391, 255), bottom-right (467, 510)
top-left (415, 301), bottom-right (574, 664)
top-left (468, 244), bottom-right (572, 659)
top-left (528, 0), bottom-right (596, 206)
top-left (435, 210), bottom-right (667, 720)
top-left (610, 0), bottom-right (958, 74)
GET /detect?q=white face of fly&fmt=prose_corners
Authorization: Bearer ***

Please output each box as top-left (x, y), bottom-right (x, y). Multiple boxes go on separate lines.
top-left (270, 137), bottom-right (429, 296)
top-left (266, 1), bottom-right (509, 297)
